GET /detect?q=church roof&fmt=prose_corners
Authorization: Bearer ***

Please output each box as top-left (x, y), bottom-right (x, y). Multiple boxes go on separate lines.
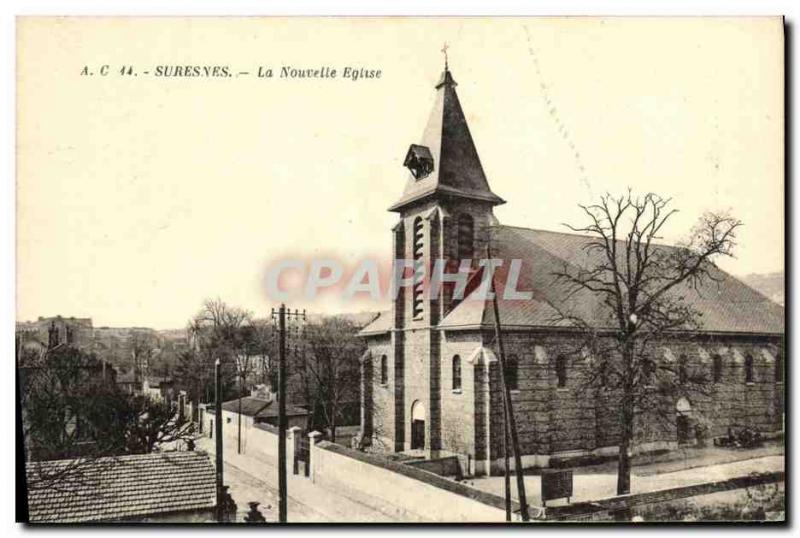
top-left (388, 67), bottom-right (505, 212)
top-left (438, 226), bottom-right (785, 336)
top-left (359, 310), bottom-right (393, 336)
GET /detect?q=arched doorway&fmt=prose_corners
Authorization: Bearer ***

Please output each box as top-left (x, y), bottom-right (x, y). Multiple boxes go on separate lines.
top-left (411, 400), bottom-right (426, 450)
top-left (676, 397), bottom-right (692, 445)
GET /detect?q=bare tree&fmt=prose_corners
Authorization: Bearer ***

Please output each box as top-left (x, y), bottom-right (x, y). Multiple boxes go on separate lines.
top-left (294, 317), bottom-right (364, 442)
top-left (550, 191), bottom-right (741, 495)
top-left (123, 395), bottom-right (195, 454)
top-left (129, 330), bottom-right (159, 386)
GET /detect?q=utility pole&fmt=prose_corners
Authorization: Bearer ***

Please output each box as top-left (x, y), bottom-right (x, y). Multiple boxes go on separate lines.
top-left (502, 398), bottom-right (512, 522)
top-left (214, 358), bottom-right (224, 523)
top-left (278, 305), bottom-right (287, 523)
top-left (271, 305), bottom-right (306, 524)
top-left (486, 243), bottom-right (530, 522)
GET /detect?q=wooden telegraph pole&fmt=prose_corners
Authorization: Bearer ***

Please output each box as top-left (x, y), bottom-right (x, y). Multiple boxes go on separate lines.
top-left (214, 358), bottom-right (224, 522)
top-left (271, 304), bottom-right (306, 524)
top-left (486, 243), bottom-right (530, 522)
top-left (502, 398), bottom-right (512, 521)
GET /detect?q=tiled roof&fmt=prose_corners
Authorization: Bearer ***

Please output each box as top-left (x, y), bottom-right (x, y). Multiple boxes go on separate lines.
top-left (221, 396), bottom-right (308, 418)
top-left (26, 451), bottom-right (215, 523)
top-left (439, 226), bottom-right (784, 335)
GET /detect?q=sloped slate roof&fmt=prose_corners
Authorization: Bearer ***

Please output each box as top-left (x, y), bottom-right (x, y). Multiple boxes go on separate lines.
top-left (359, 310), bottom-right (392, 335)
top-left (439, 226), bottom-right (785, 335)
top-left (389, 68), bottom-right (504, 212)
top-left (221, 396), bottom-right (308, 418)
top-left (26, 451), bottom-right (215, 523)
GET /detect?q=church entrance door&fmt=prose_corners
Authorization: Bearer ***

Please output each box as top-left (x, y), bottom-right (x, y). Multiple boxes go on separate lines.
top-left (676, 397), bottom-right (692, 445)
top-left (411, 400), bottom-right (426, 450)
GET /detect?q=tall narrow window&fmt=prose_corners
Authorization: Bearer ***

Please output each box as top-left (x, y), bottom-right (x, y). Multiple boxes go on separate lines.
top-left (678, 355), bottom-right (688, 384)
top-left (556, 355), bottom-right (567, 388)
top-left (505, 355), bottom-right (519, 391)
top-left (412, 217), bottom-right (424, 319)
top-left (380, 355), bottom-right (388, 385)
top-left (713, 354), bottom-right (723, 383)
top-left (642, 358), bottom-right (655, 386)
top-left (745, 354), bottom-right (754, 383)
top-left (452, 355), bottom-right (462, 391)
top-left (775, 352), bottom-right (783, 383)
top-left (598, 361), bottom-right (608, 387)
top-left (457, 214), bottom-right (475, 261)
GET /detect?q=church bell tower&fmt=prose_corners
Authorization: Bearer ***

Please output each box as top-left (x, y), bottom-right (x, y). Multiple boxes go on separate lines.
top-left (387, 60), bottom-right (504, 454)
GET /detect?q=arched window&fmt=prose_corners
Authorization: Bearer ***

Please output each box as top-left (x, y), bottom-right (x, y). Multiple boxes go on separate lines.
top-left (775, 352), bottom-right (783, 383)
top-left (744, 354), bottom-right (754, 383)
top-left (556, 355), bottom-right (567, 388)
top-left (452, 355), bottom-right (462, 391)
top-left (712, 355), bottom-right (723, 383)
top-left (456, 214), bottom-right (475, 261)
top-left (412, 217), bottom-right (424, 320)
top-left (505, 355), bottom-right (519, 391)
top-left (678, 355), bottom-right (688, 384)
top-left (380, 355), bottom-right (388, 385)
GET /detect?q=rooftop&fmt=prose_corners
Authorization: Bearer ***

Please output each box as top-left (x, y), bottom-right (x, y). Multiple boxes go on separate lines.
top-left (26, 451), bottom-right (216, 523)
top-left (221, 396), bottom-right (308, 418)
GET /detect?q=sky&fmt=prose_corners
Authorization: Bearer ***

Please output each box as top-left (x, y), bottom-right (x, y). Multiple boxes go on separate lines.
top-left (16, 17), bottom-right (784, 329)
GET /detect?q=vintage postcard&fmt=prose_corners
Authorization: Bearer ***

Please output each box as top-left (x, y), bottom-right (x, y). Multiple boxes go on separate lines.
top-left (15, 17), bottom-right (785, 524)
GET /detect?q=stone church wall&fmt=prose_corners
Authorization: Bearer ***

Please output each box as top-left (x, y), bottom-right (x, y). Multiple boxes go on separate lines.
top-left (484, 332), bottom-right (783, 469)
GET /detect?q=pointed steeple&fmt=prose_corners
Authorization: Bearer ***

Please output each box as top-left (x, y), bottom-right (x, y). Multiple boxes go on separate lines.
top-left (389, 64), bottom-right (505, 212)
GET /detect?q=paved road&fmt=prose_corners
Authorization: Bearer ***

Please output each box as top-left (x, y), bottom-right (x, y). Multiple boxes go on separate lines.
top-left (197, 437), bottom-right (400, 523)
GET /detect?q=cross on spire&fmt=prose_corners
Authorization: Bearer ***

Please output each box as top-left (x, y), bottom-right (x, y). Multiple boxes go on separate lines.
top-left (441, 42), bottom-right (449, 70)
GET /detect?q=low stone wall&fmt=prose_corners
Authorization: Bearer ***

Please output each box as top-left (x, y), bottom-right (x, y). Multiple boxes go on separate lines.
top-left (198, 407), bottom-right (298, 471)
top-left (546, 470), bottom-right (785, 522)
top-left (406, 456), bottom-right (462, 478)
top-left (310, 441), bottom-right (514, 522)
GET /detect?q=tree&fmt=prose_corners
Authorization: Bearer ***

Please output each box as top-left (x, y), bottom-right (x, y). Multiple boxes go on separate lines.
top-left (129, 330), bottom-right (159, 385)
top-left (551, 191), bottom-right (741, 495)
top-left (18, 343), bottom-right (128, 465)
top-left (294, 316), bottom-right (364, 442)
top-left (18, 339), bottom-right (196, 492)
top-left (183, 299), bottom-right (275, 453)
top-left (185, 298), bottom-right (252, 403)
top-left (123, 395), bottom-right (194, 454)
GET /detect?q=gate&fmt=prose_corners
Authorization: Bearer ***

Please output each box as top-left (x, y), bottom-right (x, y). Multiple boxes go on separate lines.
top-left (294, 432), bottom-right (310, 477)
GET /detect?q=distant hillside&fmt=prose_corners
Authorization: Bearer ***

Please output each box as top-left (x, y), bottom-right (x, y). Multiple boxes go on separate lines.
top-left (740, 271), bottom-right (784, 306)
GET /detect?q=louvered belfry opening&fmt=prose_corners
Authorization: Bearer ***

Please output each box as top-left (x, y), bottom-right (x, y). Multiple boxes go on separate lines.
top-left (412, 217), bottom-right (424, 320)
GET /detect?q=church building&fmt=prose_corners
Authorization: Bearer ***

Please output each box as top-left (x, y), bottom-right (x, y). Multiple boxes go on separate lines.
top-left (358, 64), bottom-right (784, 476)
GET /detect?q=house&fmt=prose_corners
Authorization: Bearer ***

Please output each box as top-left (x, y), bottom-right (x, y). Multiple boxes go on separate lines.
top-left (358, 64), bottom-right (785, 476)
top-left (16, 316), bottom-right (94, 350)
top-left (200, 385), bottom-right (309, 440)
top-left (143, 376), bottom-right (175, 403)
top-left (25, 451), bottom-right (216, 523)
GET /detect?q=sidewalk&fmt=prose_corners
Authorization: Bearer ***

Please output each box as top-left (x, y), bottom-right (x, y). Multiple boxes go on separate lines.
top-left (197, 437), bottom-right (400, 523)
top-left (468, 450), bottom-right (784, 507)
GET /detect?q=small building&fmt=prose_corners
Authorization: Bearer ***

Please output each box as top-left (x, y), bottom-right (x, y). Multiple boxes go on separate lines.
top-left (143, 376), bottom-right (175, 403)
top-left (25, 451), bottom-right (216, 523)
top-left (200, 385), bottom-right (309, 439)
top-left (115, 370), bottom-right (139, 395)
